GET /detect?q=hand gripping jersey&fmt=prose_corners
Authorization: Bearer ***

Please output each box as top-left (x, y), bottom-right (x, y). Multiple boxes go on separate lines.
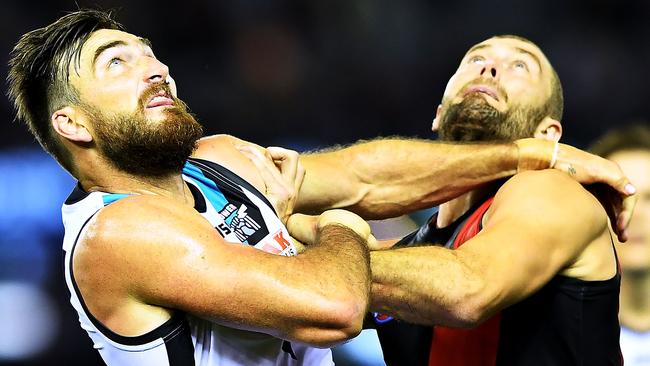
top-left (373, 197), bottom-right (622, 366)
top-left (61, 158), bottom-right (333, 366)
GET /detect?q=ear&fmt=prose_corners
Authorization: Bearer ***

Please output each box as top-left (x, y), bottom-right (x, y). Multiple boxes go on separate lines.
top-left (431, 104), bottom-right (443, 132)
top-left (533, 117), bottom-right (562, 142)
top-left (51, 106), bottom-right (93, 143)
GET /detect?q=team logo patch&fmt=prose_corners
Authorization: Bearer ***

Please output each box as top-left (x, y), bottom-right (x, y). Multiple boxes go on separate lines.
top-left (217, 204), bottom-right (262, 242)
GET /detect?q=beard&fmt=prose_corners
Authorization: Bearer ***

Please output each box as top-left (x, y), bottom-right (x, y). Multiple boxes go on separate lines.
top-left (86, 86), bottom-right (204, 177)
top-left (438, 93), bottom-right (543, 142)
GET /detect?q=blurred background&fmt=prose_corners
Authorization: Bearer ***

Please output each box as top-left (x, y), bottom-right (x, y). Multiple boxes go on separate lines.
top-left (1, 0), bottom-right (649, 365)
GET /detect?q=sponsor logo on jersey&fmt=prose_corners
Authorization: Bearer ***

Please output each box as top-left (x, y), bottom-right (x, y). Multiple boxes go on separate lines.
top-left (257, 230), bottom-right (297, 256)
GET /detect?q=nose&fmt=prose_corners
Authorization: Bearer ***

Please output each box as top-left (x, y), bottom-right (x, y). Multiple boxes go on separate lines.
top-left (479, 60), bottom-right (498, 79)
top-left (143, 57), bottom-right (170, 85)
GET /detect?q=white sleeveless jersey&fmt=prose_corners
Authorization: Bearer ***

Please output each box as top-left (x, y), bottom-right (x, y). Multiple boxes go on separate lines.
top-left (61, 158), bottom-right (333, 366)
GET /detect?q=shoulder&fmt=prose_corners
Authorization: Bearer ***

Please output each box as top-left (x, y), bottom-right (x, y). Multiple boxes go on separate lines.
top-left (73, 195), bottom-right (224, 289)
top-left (489, 169), bottom-right (608, 233)
top-left (193, 134), bottom-right (264, 161)
top-left (191, 134), bottom-right (266, 191)
top-left (497, 169), bottom-right (602, 206)
top-left (82, 195), bottom-right (216, 251)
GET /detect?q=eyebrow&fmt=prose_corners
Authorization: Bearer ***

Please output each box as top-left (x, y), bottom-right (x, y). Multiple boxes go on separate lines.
top-left (91, 37), bottom-right (153, 69)
top-left (514, 46), bottom-right (542, 72)
top-left (466, 43), bottom-right (543, 72)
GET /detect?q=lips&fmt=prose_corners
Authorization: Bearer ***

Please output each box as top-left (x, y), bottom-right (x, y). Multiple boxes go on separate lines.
top-left (146, 91), bottom-right (174, 108)
top-left (463, 85), bottom-right (499, 101)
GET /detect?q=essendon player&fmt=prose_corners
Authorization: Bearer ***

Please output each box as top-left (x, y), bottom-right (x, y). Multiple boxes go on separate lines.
top-left (368, 35), bottom-right (626, 366)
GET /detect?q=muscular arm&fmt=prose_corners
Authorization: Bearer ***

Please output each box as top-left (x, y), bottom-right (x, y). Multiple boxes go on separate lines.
top-left (369, 170), bottom-right (611, 327)
top-left (193, 134), bottom-right (635, 240)
top-left (77, 196), bottom-right (370, 347)
top-left (296, 138), bottom-right (558, 219)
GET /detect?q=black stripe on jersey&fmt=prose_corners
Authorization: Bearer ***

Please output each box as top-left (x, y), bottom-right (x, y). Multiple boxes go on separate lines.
top-left (187, 158), bottom-right (277, 215)
top-left (187, 182), bottom-right (207, 213)
top-left (68, 210), bottom-right (195, 353)
top-left (164, 318), bottom-right (196, 366)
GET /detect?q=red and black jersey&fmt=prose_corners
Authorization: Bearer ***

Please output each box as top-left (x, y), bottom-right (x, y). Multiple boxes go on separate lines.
top-left (370, 197), bottom-right (622, 366)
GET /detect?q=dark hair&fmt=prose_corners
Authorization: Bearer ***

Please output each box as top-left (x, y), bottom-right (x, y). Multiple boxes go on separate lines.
top-left (7, 9), bottom-right (125, 173)
top-left (493, 35), bottom-right (564, 122)
top-left (589, 124), bottom-right (650, 158)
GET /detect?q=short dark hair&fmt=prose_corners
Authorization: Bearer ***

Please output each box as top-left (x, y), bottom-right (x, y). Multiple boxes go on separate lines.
top-left (7, 9), bottom-right (125, 173)
top-left (493, 35), bottom-right (564, 122)
top-left (589, 124), bottom-right (650, 158)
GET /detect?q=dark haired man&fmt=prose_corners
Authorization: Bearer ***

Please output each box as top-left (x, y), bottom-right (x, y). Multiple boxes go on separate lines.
top-left (591, 125), bottom-right (650, 366)
top-left (360, 36), bottom-right (628, 365)
top-left (8, 10), bottom-right (634, 365)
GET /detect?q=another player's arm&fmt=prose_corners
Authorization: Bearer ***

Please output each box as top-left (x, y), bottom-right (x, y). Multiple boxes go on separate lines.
top-left (370, 170), bottom-right (610, 327)
top-left (76, 195), bottom-right (370, 348)
top-left (194, 135), bottom-right (635, 239)
top-left (297, 139), bottom-right (520, 219)
top-left (297, 138), bottom-right (634, 222)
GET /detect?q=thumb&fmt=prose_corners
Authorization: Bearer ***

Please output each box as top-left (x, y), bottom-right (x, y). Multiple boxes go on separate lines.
top-left (286, 214), bottom-right (318, 245)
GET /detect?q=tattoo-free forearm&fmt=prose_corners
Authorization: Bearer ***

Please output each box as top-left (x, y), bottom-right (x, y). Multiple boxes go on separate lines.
top-left (370, 246), bottom-right (486, 327)
top-left (299, 139), bottom-right (521, 218)
top-left (303, 224), bottom-right (371, 319)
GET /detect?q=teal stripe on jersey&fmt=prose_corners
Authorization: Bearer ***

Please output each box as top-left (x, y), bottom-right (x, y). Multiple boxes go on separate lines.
top-left (182, 162), bottom-right (230, 212)
top-left (102, 193), bottom-right (130, 206)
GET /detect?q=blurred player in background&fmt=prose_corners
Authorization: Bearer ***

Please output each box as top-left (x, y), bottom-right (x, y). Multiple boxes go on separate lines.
top-left (591, 125), bottom-right (650, 366)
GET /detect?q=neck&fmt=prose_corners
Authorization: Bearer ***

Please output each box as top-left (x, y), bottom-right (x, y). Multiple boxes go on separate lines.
top-left (79, 167), bottom-right (194, 207)
top-left (437, 183), bottom-right (497, 228)
top-left (619, 269), bottom-right (650, 331)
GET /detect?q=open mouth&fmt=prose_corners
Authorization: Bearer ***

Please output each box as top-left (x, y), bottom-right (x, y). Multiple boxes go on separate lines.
top-left (463, 85), bottom-right (499, 101)
top-left (146, 90), bottom-right (174, 108)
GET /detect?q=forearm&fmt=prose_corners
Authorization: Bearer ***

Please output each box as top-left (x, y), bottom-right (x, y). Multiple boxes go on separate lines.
top-left (278, 224), bottom-right (370, 346)
top-left (299, 138), bottom-right (548, 219)
top-left (370, 246), bottom-right (487, 327)
top-left (305, 224), bottom-right (371, 313)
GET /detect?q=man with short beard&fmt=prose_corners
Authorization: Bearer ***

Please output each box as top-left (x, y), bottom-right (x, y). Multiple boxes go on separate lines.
top-left (366, 36), bottom-right (625, 365)
top-left (7, 11), bottom-right (633, 366)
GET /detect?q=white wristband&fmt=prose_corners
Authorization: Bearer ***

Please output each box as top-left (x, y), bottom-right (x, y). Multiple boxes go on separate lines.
top-left (549, 141), bottom-right (559, 168)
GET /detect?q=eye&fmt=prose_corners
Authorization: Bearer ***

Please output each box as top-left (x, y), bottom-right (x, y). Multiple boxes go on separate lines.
top-left (108, 57), bottom-right (123, 68)
top-left (468, 55), bottom-right (485, 65)
top-left (513, 60), bottom-right (529, 71)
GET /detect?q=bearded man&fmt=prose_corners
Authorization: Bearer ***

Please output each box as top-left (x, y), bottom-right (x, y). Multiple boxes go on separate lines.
top-left (8, 10), bottom-right (633, 365)
top-left (363, 36), bottom-right (626, 365)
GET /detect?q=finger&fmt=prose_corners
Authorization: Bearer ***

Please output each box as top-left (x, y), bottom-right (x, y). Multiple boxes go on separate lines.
top-left (238, 147), bottom-right (279, 184)
top-left (267, 146), bottom-right (300, 184)
top-left (367, 234), bottom-right (379, 251)
top-left (287, 214), bottom-right (318, 244)
top-left (238, 146), bottom-right (287, 190)
top-left (289, 235), bottom-right (307, 253)
top-left (264, 147), bottom-right (302, 208)
top-left (294, 161), bottom-right (306, 196)
top-left (616, 194), bottom-right (638, 240)
top-left (596, 159), bottom-right (636, 196)
top-left (266, 146), bottom-right (304, 204)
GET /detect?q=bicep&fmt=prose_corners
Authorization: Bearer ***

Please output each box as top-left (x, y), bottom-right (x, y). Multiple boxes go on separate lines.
top-left (458, 171), bottom-right (608, 309)
top-left (95, 197), bottom-right (314, 336)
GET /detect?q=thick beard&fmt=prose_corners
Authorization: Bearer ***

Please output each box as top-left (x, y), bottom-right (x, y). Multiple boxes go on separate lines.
top-left (88, 97), bottom-right (204, 177)
top-left (438, 94), bottom-right (540, 142)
